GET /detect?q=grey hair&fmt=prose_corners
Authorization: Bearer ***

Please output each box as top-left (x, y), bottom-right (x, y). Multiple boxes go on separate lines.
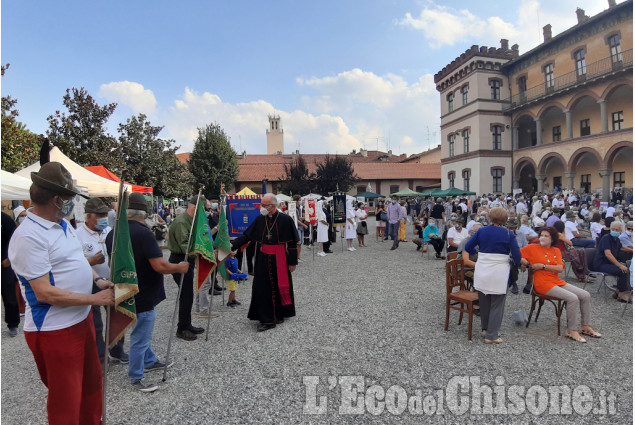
top-left (262, 193), bottom-right (278, 206)
top-left (610, 221), bottom-right (624, 231)
top-left (127, 209), bottom-right (147, 219)
top-left (469, 223), bottom-right (482, 236)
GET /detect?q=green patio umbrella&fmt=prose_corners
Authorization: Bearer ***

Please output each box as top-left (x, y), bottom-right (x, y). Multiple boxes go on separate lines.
top-left (390, 187), bottom-right (419, 197)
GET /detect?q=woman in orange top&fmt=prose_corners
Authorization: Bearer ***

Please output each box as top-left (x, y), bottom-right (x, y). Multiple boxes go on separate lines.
top-left (520, 227), bottom-right (601, 343)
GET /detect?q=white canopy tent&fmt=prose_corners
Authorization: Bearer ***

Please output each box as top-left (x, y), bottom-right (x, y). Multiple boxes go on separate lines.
top-left (15, 147), bottom-right (129, 197)
top-left (1, 170), bottom-right (32, 200)
top-left (300, 193), bottom-right (322, 200)
top-left (324, 194), bottom-right (356, 202)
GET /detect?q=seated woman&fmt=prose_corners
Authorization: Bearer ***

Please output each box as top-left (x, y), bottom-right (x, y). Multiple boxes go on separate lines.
top-left (520, 227), bottom-right (601, 343)
top-left (594, 220), bottom-right (631, 303)
top-left (552, 220), bottom-right (590, 283)
top-left (422, 220), bottom-right (444, 259)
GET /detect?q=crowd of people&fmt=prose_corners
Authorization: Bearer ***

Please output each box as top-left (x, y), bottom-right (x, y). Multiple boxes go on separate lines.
top-left (2, 162), bottom-right (633, 422)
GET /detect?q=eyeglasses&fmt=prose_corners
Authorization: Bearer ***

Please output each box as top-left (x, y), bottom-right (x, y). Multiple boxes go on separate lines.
top-left (262, 204), bottom-right (274, 207)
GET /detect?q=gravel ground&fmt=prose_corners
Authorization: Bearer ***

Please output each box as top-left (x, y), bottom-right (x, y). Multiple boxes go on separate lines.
top-left (2, 224), bottom-right (633, 424)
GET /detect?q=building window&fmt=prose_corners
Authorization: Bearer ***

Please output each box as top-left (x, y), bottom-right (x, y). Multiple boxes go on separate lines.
top-left (609, 34), bottom-right (623, 63)
top-left (448, 172), bottom-right (455, 188)
top-left (553, 176), bottom-right (562, 190)
top-left (544, 63), bottom-right (554, 90)
top-left (492, 126), bottom-right (502, 150)
top-left (390, 185), bottom-right (400, 194)
top-left (518, 76), bottom-right (527, 94)
top-left (580, 174), bottom-right (591, 193)
top-left (449, 134), bottom-right (455, 157)
top-left (462, 130), bottom-right (469, 153)
top-left (614, 172), bottom-right (625, 188)
top-left (492, 169), bottom-right (503, 193)
top-left (553, 126), bottom-right (561, 142)
top-left (494, 63), bottom-right (500, 70)
top-left (463, 170), bottom-right (470, 192)
top-left (490, 80), bottom-right (501, 100)
top-left (415, 186), bottom-right (424, 193)
top-left (461, 86), bottom-right (468, 105)
top-left (612, 111), bottom-right (624, 130)
top-left (447, 93), bottom-right (454, 112)
top-left (356, 185), bottom-right (366, 194)
top-left (580, 119), bottom-right (590, 136)
top-left (574, 49), bottom-right (587, 76)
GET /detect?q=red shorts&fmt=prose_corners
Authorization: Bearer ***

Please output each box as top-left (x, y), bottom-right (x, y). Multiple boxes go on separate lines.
top-left (25, 311), bottom-right (102, 425)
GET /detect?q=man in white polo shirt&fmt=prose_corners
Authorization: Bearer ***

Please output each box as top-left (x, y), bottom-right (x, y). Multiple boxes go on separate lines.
top-left (76, 197), bottom-right (128, 364)
top-left (564, 210), bottom-right (595, 248)
top-left (8, 162), bottom-right (115, 425)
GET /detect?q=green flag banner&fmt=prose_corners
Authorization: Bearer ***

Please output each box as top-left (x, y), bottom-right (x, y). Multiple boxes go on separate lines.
top-left (108, 191), bottom-right (139, 348)
top-left (213, 203), bottom-right (233, 279)
top-left (189, 198), bottom-right (217, 292)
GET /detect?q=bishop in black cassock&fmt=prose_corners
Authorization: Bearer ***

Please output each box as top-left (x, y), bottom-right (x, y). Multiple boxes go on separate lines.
top-left (233, 200), bottom-right (299, 332)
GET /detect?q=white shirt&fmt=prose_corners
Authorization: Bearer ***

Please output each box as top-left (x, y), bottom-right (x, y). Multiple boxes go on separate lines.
top-left (518, 223), bottom-right (538, 241)
top-left (590, 222), bottom-right (603, 240)
top-left (447, 227), bottom-right (469, 247)
top-left (553, 198), bottom-right (565, 208)
top-left (606, 206), bottom-right (615, 217)
top-left (466, 220), bottom-right (477, 232)
top-left (75, 223), bottom-right (111, 279)
top-left (8, 209), bottom-right (92, 332)
top-left (516, 202), bottom-right (528, 215)
top-left (564, 220), bottom-right (579, 240)
top-left (459, 202), bottom-right (468, 213)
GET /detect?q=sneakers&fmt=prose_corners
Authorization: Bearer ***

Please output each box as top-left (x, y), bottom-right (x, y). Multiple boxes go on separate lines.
top-left (317, 252), bottom-right (327, 257)
top-left (108, 352), bottom-right (129, 364)
top-left (176, 329), bottom-right (197, 341)
top-left (347, 247), bottom-right (355, 252)
top-left (144, 360), bottom-right (174, 373)
top-left (298, 258), bottom-right (304, 263)
top-left (227, 300), bottom-right (241, 307)
top-left (132, 378), bottom-right (158, 393)
top-left (199, 311), bottom-right (219, 318)
top-left (8, 327), bottom-right (17, 337)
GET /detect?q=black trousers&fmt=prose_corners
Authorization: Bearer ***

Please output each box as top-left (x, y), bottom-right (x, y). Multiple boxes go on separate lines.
top-left (169, 253), bottom-right (195, 332)
top-left (1, 267), bottom-right (19, 329)
top-left (428, 238), bottom-right (444, 255)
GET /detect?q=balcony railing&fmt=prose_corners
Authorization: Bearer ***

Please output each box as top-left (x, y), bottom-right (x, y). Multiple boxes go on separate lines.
top-left (503, 49), bottom-right (633, 111)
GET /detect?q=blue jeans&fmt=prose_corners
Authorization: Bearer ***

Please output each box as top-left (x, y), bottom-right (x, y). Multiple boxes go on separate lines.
top-left (128, 309), bottom-right (158, 382)
top-left (572, 238), bottom-right (595, 248)
top-left (388, 222), bottom-right (400, 248)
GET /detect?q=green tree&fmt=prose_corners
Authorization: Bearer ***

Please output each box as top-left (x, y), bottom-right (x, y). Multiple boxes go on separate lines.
top-left (1, 64), bottom-right (41, 172)
top-left (46, 87), bottom-right (121, 169)
top-left (278, 155), bottom-right (315, 195)
top-left (314, 155), bottom-right (359, 194)
top-left (117, 114), bottom-right (193, 198)
top-left (188, 123), bottom-right (239, 198)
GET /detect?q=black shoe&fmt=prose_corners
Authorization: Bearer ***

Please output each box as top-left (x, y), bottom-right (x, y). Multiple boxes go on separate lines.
top-left (176, 329), bottom-right (197, 341)
top-left (510, 283), bottom-right (519, 295)
top-left (248, 271), bottom-right (254, 276)
top-left (257, 323), bottom-right (276, 332)
top-left (277, 317), bottom-right (284, 324)
top-left (189, 326), bottom-right (204, 334)
top-left (231, 300), bottom-right (241, 306)
top-left (213, 289), bottom-right (222, 295)
top-left (227, 302), bottom-right (236, 308)
top-left (144, 360), bottom-right (174, 373)
top-left (390, 247), bottom-right (396, 250)
top-left (325, 250), bottom-right (334, 254)
top-left (416, 245), bottom-right (422, 252)
top-left (214, 283), bottom-right (222, 291)
top-left (523, 285), bottom-right (531, 295)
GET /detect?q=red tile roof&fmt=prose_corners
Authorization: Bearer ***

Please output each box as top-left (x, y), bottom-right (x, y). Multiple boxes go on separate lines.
top-left (177, 152), bottom-right (441, 182)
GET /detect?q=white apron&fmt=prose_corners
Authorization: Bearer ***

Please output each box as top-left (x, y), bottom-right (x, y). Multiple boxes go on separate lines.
top-left (473, 253), bottom-right (510, 295)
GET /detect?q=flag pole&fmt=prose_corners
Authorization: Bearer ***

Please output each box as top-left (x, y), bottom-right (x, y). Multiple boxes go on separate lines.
top-left (205, 193), bottom-right (225, 340)
top-left (102, 174), bottom-right (127, 425)
top-left (163, 187), bottom-right (204, 382)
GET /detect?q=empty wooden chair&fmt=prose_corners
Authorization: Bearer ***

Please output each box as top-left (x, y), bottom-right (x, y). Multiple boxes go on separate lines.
top-left (445, 258), bottom-right (479, 340)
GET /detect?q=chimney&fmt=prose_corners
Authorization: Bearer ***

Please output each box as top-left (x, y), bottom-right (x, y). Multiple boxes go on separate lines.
top-left (360, 148), bottom-right (368, 157)
top-left (608, 0), bottom-right (616, 7)
top-left (543, 24), bottom-right (552, 42)
top-left (576, 8), bottom-right (588, 24)
top-left (387, 150), bottom-right (392, 156)
top-left (500, 39), bottom-right (509, 50)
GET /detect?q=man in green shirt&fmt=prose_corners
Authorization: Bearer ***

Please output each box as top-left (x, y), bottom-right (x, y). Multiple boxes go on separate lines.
top-left (168, 196), bottom-right (207, 341)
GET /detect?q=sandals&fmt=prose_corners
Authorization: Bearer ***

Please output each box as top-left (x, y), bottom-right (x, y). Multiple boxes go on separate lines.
top-left (580, 329), bottom-right (602, 338)
top-left (484, 338), bottom-right (503, 344)
top-left (565, 333), bottom-right (586, 343)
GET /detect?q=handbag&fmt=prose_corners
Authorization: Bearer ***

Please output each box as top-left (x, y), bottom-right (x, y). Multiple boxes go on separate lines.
top-left (379, 213), bottom-right (387, 221)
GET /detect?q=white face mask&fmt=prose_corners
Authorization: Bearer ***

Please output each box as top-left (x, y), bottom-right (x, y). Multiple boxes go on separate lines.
top-left (260, 207), bottom-right (269, 216)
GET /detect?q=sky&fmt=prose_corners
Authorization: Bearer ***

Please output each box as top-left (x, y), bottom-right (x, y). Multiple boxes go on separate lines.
top-left (1, 0), bottom-right (616, 157)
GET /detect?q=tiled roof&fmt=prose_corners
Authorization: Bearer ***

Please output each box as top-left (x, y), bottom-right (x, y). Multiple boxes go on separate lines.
top-left (177, 151), bottom-right (441, 182)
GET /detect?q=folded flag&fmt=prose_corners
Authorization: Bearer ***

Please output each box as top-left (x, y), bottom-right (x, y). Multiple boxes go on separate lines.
top-left (108, 191), bottom-right (139, 348)
top-left (189, 198), bottom-right (217, 292)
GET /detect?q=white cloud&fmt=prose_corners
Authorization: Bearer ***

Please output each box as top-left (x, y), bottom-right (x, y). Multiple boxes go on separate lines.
top-left (398, 0), bottom-right (613, 53)
top-left (99, 81), bottom-right (157, 115)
